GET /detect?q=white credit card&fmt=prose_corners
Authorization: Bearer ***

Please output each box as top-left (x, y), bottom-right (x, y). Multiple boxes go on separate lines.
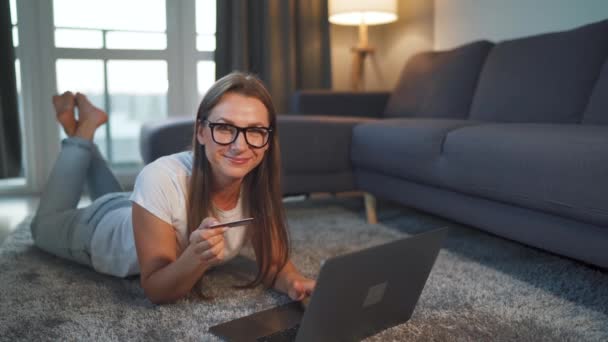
top-left (207, 217), bottom-right (255, 229)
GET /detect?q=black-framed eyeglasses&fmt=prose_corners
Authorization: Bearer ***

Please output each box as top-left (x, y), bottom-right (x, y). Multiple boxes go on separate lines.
top-left (201, 118), bottom-right (273, 148)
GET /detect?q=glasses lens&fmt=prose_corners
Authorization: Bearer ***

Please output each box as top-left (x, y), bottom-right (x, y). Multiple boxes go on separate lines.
top-left (245, 128), bottom-right (269, 147)
top-left (212, 124), bottom-right (237, 144)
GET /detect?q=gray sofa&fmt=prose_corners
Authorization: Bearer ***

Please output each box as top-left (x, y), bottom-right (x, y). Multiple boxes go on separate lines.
top-left (140, 18), bottom-right (608, 269)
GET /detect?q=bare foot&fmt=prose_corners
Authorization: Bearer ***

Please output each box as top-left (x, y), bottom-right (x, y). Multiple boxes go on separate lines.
top-left (52, 91), bottom-right (77, 136)
top-left (74, 93), bottom-right (108, 141)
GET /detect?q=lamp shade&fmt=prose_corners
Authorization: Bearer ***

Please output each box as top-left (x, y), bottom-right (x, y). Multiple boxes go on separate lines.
top-left (329, 0), bottom-right (397, 26)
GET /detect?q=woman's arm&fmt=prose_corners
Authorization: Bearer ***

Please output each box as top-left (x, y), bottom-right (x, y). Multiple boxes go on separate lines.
top-left (132, 203), bottom-right (226, 304)
top-left (274, 260), bottom-right (316, 301)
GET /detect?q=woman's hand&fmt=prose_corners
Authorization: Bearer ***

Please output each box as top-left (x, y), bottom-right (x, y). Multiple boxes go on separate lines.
top-left (287, 276), bottom-right (316, 301)
top-left (133, 205), bottom-right (227, 303)
top-left (183, 217), bottom-right (227, 271)
top-left (274, 261), bottom-right (316, 301)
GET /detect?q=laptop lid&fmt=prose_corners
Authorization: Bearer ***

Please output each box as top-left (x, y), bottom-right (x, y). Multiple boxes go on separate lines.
top-left (295, 227), bottom-right (448, 342)
top-left (209, 227), bottom-right (448, 342)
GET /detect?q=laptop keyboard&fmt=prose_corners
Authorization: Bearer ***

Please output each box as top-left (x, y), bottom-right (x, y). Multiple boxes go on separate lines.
top-left (256, 324), bottom-right (300, 342)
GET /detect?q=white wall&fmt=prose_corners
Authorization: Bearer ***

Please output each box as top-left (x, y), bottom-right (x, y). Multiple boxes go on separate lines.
top-left (435, 0), bottom-right (608, 50)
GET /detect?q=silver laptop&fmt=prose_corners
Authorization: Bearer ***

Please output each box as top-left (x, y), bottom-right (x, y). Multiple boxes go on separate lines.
top-left (209, 227), bottom-right (448, 342)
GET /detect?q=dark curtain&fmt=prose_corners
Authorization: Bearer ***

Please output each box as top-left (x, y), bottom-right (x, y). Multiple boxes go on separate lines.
top-left (216, 0), bottom-right (332, 113)
top-left (0, 0), bottom-right (21, 178)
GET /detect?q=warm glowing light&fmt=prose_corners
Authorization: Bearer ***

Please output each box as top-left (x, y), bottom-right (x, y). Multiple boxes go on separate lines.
top-left (329, 0), bottom-right (398, 26)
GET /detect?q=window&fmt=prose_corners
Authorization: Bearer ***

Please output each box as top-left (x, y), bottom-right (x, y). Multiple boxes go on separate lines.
top-left (2, 0), bottom-right (216, 193)
top-left (7, 0), bottom-right (24, 185)
top-left (10, 0), bottom-right (18, 46)
top-left (51, 0), bottom-right (215, 166)
top-left (196, 0), bottom-right (216, 52)
top-left (196, 0), bottom-right (217, 97)
top-left (53, 0), bottom-right (167, 50)
top-left (53, 0), bottom-right (170, 164)
top-left (10, 0), bottom-right (20, 98)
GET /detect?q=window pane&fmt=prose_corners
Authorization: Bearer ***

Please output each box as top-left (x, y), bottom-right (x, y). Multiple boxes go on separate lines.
top-left (10, 0), bottom-right (17, 25)
top-left (53, 0), bottom-right (166, 32)
top-left (55, 59), bottom-right (107, 148)
top-left (196, 0), bottom-right (216, 34)
top-left (107, 60), bottom-right (168, 164)
top-left (107, 60), bottom-right (168, 94)
top-left (196, 34), bottom-right (215, 52)
top-left (55, 29), bottom-right (103, 49)
top-left (14, 60), bottom-right (21, 93)
top-left (106, 31), bottom-right (167, 50)
top-left (197, 61), bottom-right (215, 97)
top-left (12, 26), bottom-right (18, 47)
top-left (15, 59), bottom-right (23, 114)
top-left (56, 59), bottom-right (105, 96)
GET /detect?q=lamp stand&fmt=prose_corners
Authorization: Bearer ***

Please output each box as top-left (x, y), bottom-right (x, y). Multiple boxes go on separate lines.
top-left (351, 22), bottom-right (375, 91)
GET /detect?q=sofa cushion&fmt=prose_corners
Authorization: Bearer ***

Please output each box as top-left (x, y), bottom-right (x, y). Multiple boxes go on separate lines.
top-left (440, 123), bottom-right (608, 227)
top-left (383, 41), bottom-right (493, 119)
top-left (582, 58), bottom-right (608, 125)
top-left (351, 118), bottom-right (480, 186)
top-left (469, 19), bottom-right (608, 124)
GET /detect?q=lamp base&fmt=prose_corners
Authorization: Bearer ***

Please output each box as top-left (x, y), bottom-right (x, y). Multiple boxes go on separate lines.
top-left (351, 46), bottom-right (375, 91)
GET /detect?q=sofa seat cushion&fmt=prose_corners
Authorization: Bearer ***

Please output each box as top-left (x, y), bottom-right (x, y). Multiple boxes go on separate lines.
top-left (351, 119), bottom-right (480, 186)
top-left (441, 123), bottom-right (608, 227)
top-left (470, 19), bottom-right (608, 123)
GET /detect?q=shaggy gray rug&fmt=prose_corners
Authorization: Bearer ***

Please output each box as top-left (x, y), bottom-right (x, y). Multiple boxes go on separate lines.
top-left (1, 198), bottom-right (607, 341)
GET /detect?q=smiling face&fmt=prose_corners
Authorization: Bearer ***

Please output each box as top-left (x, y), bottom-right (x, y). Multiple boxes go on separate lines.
top-left (197, 92), bottom-right (271, 185)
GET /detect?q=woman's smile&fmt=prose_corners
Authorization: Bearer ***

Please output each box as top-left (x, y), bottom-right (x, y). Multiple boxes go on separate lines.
top-left (224, 155), bottom-right (251, 165)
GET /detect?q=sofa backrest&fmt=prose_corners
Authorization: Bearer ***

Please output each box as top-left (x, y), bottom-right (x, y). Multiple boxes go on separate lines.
top-left (383, 40), bottom-right (493, 119)
top-left (582, 58), bottom-right (608, 125)
top-left (469, 19), bottom-right (608, 124)
top-left (140, 116), bottom-right (194, 164)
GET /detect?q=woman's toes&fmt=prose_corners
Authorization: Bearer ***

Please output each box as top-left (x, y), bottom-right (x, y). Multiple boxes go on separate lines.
top-left (53, 92), bottom-right (77, 136)
top-left (75, 93), bottom-right (108, 128)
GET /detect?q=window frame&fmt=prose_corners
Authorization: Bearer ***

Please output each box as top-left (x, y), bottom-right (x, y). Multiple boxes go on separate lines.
top-left (1, 0), bottom-right (214, 194)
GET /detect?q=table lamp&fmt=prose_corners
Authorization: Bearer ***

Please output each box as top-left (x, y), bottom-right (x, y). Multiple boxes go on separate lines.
top-left (329, 0), bottom-right (398, 90)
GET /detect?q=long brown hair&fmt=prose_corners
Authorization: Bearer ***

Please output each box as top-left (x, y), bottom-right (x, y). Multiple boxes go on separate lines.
top-left (187, 72), bottom-right (289, 289)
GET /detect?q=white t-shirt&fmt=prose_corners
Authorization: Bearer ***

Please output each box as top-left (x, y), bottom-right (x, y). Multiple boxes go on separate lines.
top-left (90, 151), bottom-right (250, 277)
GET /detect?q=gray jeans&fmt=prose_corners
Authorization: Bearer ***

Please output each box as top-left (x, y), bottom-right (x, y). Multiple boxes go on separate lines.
top-left (30, 137), bottom-right (130, 266)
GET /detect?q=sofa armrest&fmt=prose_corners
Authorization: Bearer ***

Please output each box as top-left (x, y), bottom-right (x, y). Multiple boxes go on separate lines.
top-left (290, 90), bottom-right (389, 118)
top-left (278, 114), bottom-right (376, 194)
top-left (139, 116), bottom-right (194, 164)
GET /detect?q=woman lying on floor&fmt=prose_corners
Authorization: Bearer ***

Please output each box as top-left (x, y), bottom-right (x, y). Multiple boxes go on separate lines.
top-left (30, 72), bottom-right (315, 304)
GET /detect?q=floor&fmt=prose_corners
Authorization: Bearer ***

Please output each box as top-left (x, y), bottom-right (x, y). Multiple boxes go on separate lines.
top-left (0, 195), bottom-right (95, 244)
top-left (0, 195), bottom-right (39, 244)
top-left (2, 196), bottom-right (606, 341)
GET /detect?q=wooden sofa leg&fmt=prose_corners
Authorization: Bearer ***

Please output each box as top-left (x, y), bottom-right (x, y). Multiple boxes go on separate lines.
top-left (364, 193), bottom-right (378, 224)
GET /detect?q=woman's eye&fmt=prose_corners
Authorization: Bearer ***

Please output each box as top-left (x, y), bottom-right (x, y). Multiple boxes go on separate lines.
top-left (248, 128), bottom-right (267, 136)
top-left (216, 124), bottom-right (234, 133)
